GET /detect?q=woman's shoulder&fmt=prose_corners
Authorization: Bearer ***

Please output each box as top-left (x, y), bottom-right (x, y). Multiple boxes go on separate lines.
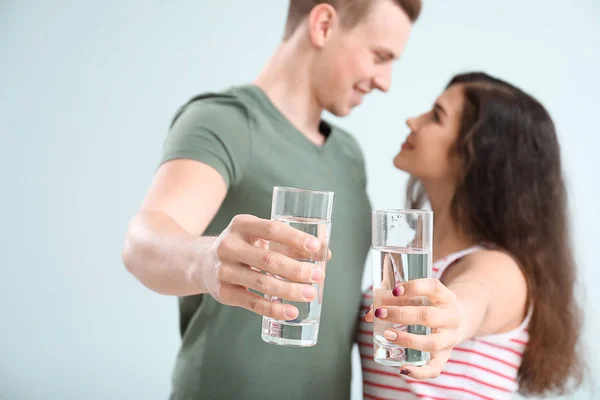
top-left (452, 247), bottom-right (525, 281)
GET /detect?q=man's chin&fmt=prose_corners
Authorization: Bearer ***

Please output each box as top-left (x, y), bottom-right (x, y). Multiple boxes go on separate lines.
top-left (327, 104), bottom-right (353, 117)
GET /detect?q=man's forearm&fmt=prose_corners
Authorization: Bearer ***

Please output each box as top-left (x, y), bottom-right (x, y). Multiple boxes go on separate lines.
top-left (122, 210), bottom-right (216, 296)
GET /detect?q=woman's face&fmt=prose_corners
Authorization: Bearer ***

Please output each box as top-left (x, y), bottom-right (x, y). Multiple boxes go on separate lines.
top-left (393, 84), bottom-right (466, 182)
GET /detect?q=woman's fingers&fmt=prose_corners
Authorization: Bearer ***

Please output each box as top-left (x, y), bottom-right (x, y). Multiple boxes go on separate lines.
top-left (398, 348), bottom-right (452, 379)
top-left (374, 305), bottom-right (459, 328)
top-left (383, 328), bottom-right (456, 353)
top-left (397, 278), bottom-right (456, 305)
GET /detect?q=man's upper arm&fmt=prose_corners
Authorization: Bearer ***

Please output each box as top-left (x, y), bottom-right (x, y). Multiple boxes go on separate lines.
top-left (140, 160), bottom-right (228, 236)
top-left (139, 98), bottom-right (251, 235)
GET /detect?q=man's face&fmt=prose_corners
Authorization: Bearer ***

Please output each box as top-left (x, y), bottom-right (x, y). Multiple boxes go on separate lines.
top-left (312, 0), bottom-right (414, 116)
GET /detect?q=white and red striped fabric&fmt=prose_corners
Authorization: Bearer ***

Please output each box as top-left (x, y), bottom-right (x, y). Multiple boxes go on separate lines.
top-left (358, 246), bottom-right (531, 400)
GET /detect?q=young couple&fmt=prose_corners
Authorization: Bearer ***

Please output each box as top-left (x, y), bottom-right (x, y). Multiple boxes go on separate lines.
top-left (122, 1), bottom-right (583, 398)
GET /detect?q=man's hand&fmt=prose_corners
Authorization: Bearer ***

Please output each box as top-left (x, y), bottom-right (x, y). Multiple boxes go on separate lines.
top-left (201, 214), bottom-right (328, 320)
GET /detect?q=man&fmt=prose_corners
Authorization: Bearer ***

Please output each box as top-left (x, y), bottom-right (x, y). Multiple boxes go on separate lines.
top-left (122, 0), bottom-right (421, 398)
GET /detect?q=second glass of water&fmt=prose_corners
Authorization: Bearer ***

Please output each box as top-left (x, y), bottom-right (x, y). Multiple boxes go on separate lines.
top-left (372, 209), bottom-right (433, 366)
top-left (261, 186), bottom-right (334, 347)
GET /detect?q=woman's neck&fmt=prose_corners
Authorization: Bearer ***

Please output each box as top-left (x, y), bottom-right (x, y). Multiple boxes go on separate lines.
top-left (424, 180), bottom-right (476, 260)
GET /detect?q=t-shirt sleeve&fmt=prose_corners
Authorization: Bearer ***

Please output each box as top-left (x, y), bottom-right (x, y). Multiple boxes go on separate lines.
top-left (160, 97), bottom-right (251, 188)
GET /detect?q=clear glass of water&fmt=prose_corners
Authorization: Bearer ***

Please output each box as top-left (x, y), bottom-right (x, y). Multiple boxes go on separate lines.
top-left (261, 186), bottom-right (334, 347)
top-left (371, 209), bottom-right (433, 366)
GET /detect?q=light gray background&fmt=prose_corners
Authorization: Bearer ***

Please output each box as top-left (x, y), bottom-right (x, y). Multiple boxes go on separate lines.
top-left (1, 1), bottom-right (598, 399)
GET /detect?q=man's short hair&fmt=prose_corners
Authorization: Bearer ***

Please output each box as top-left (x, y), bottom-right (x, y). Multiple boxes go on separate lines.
top-left (284, 0), bottom-right (422, 40)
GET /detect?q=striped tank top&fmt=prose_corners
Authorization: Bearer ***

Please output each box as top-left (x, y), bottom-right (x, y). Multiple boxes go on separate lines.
top-left (358, 246), bottom-right (531, 400)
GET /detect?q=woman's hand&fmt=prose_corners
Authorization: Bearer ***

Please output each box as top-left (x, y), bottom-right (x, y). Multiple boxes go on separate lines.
top-left (365, 278), bottom-right (464, 378)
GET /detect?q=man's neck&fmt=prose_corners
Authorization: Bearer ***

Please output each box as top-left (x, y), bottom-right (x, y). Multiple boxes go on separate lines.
top-left (253, 42), bottom-right (326, 145)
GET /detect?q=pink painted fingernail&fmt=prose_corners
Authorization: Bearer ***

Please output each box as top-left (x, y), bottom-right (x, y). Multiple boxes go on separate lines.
top-left (375, 308), bottom-right (388, 318)
top-left (393, 286), bottom-right (404, 297)
top-left (384, 329), bottom-right (397, 341)
top-left (400, 369), bottom-right (411, 376)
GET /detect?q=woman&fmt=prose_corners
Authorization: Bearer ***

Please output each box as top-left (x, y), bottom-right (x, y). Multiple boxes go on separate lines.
top-left (361, 72), bottom-right (584, 399)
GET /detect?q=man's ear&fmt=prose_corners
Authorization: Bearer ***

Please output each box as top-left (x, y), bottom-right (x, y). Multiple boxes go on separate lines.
top-left (307, 4), bottom-right (338, 47)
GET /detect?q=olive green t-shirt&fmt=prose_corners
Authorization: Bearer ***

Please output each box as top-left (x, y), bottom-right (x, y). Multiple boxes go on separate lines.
top-left (161, 85), bottom-right (371, 400)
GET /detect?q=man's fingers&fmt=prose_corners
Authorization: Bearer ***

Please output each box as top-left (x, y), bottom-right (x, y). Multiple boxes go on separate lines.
top-left (231, 214), bottom-right (325, 255)
top-left (220, 262), bottom-right (318, 302)
top-left (219, 237), bottom-right (324, 284)
top-left (264, 241), bottom-right (330, 263)
top-left (218, 283), bottom-right (299, 320)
